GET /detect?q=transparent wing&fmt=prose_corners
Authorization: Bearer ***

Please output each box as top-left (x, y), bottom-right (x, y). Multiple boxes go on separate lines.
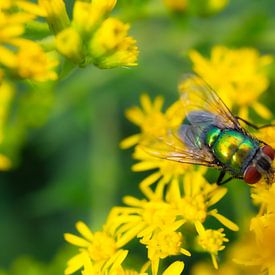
top-left (141, 127), bottom-right (218, 167)
top-left (179, 73), bottom-right (242, 131)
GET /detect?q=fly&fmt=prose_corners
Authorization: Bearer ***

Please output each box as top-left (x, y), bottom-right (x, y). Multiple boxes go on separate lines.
top-left (144, 74), bottom-right (275, 185)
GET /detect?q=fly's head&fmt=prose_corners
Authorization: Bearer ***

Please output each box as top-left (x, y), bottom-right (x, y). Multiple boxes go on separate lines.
top-left (244, 145), bottom-right (274, 185)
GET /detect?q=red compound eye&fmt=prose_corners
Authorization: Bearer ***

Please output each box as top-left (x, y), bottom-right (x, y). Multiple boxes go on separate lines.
top-left (244, 166), bottom-right (262, 184)
top-left (262, 145), bottom-right (275, 161)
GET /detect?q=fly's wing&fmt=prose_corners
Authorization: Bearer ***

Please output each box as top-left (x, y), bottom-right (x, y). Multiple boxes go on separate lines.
top-left (142, 128), bottom-right (217, 167)
top-left (179, 73), bottom-right (242, 131)
top-left (141, 115), bottom-right (217, 167)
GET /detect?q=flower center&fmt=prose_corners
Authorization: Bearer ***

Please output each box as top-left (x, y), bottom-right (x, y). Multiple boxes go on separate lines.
top-left (88, 232), bottom-right (117, 262)
top-left (180, 195), bottom-right (207, 223)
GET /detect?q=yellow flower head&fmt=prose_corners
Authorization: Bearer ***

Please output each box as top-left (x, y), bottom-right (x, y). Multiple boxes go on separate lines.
top-left (163, 0), bottom-right (187, 12)
top-left (90, 18), bottom-right (138, 68)
top-left (256, 123), bottom-right (275, 149)
top-left (141, 229), bottom-right (190, 275)
top-left (0, 6), bottom-right (34, 44)
top-left (189, 46), bottom-right (273, 119)
top-left (167, 170), bottom-right (239, 232)
top-left (196, 223), bottom-right (229, 269)
top-left (0, 41), bottom-right (58, 81)
top-left (0, 80), bottom-right (14, 169)
top-left (72, 0), bottom-right (117, 35)
top-left (55, 27), bottom-right (83, 64)
top-left (38, 0), bottom-right (70, 34)
top-left (64, 221), bottom-right (128, 274)
top-left (107, 196), bottom-right (181, 248)
top-left (121, 95), bottom-right (191, 198)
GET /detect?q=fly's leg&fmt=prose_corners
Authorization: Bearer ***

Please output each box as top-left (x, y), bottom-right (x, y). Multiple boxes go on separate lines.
top-left (216, 170), bottom-right (226, 185)
top-left (235, 116), bottom-right (275, 130)
top-left (216, 170), bottom-right (243, 185)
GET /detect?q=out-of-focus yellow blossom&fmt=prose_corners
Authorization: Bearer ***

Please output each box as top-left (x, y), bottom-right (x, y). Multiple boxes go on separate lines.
top-left (233, 184), bottom-right (275, 273)
top-left (256, 122), bottom-right (275, 149)
top-left (163, 0), bottom-right (228, 14)
top-left (202, 0), bottom-right (229, 14)
top-left (0, 0), bottom-right (45, 17)
top-left (0, 81), bottom-right (14, 170)
top-left (0, 1), bottom-right (59, 81)
top-left (55, 0), bottom-right (138, 68)
top-left (0, 41), bottom-right (58, 81)
top-left (72, 0), bottom-right (117, 36)
top-left (89, 18), bottom-right (138, 68)
top-left (38, 0), bottom-right (70, 34)
top-left (55, 27), bottom-right (83, 64)
top-left (0, 7), bottom-right (34, 44)
top-left (64, 221), bottom-right (129, 274)
top-left (189, 46), bottom-right (273, 120)
top-left (196, 222), bottom-right (228, 269)
top-left (163, 0), bottom-right (187, 12)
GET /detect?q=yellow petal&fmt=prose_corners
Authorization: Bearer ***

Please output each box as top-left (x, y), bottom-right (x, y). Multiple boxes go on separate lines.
top-left (119, 134), bottom-right (140, 149)
top-left (65, 253), bottom-right (85, 274)
top-left (163, 261), bottom-right (185, 275)
top-left (64, 233), bottom-right (90, 247)
top-left (211, 254), bottom-right (219, 269)
top-left (208, 187), bottom-right (227, 206)
top-left (76, 221), bottom-right (94, 242)
top-left (209, 211), bottom-right (239, 231)
top-left (252, 101), bottom-right (272, 120)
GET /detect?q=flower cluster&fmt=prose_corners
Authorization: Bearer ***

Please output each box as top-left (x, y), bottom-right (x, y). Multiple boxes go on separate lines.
top-left (0, 1), bottom-right (58, 81)
top-left (53, 0), bottom-right (139, 69)
top-left (189, 46), bottom-right (273, 120)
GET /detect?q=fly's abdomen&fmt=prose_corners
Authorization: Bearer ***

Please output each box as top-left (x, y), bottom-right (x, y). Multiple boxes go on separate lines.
top-left (205, 127), bottom-right (258, 174)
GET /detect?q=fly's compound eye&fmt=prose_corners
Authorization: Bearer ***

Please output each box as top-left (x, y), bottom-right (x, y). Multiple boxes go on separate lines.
top-left (262, 145), bottom-right (275, 161)
top-left (244, 166), bottom-right (262, 184)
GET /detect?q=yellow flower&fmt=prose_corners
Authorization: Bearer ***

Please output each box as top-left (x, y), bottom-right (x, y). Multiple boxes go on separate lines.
top-left (163, 0), bottom-right (187, 12)
top-left (0, 0), bottom-right (46, 16)
top-left (72, 0), bottom-right (117, 35)
top-left (256, 122), bottom-right (275, 149)
top-left (189, 46), bottom-right (273, 119)
top-left (89, 18), bottom-right (138, 68)
top-left (167, 170), bottom-right (239, 231)
top-left (38, 0), bottom-right (70, 34)
top-left (0, 81), bottom-right (14, 170)
top-left (0, 41), bottom-right (58, 81)
top-left (64, 221), bottom-right (128, 274)
top-left (196, 223), bottom-right (229, 269)
top-left (107, 191), bottom-right (190, 275)
top-left (0, 7), bottom-right (34, 44)
top-left (121, 94), bottom-right (190, 198)
top-left (234, 184), bottom-right (275, 273)
top-left (55, 27), bottom-right (83, 64)
top-left (141, 229), bottom-right (190, 275)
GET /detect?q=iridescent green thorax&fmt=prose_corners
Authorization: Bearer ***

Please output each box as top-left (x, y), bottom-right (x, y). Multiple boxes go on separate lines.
top-left (204, 127), bottom-right (258, 174)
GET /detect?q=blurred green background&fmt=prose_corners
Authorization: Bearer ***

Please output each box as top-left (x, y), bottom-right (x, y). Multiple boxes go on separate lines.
top-left (0, 0), bottom-right (275, 274)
